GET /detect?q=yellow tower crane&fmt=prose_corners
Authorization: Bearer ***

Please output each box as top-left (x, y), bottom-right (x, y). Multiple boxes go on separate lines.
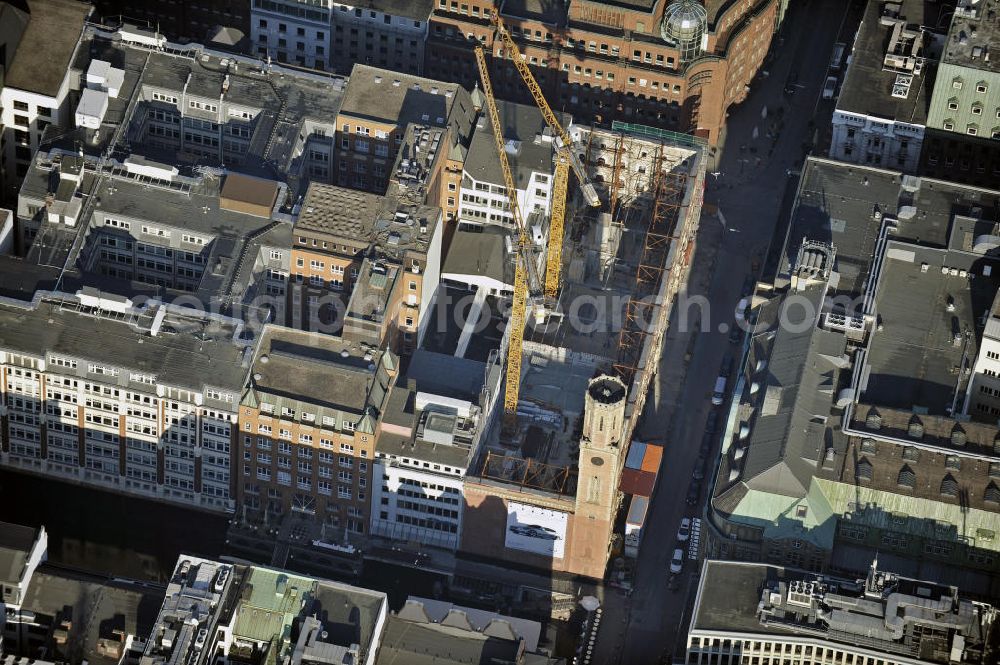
top-left (490, 12), bottom-right (601, 299)
top-left (474, 44), bottom-right (537, 432)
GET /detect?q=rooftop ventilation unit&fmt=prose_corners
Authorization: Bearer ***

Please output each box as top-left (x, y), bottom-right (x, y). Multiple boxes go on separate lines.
top-left (891, 73), bottom-right (913, 98)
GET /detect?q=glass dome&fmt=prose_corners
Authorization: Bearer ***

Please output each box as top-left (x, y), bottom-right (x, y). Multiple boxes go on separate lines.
top-left (660, 0), bottom-right (708, 65)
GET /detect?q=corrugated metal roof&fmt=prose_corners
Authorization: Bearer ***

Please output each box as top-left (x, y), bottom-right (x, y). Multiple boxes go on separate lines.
top-left (620, 469), bottom-right (656, 497)
top-left (626, 495), bottom-right (649, 527)
top-left (640, 444), bottom-right (663, 473)
top-left (624, 442), bottom-right (646, 470)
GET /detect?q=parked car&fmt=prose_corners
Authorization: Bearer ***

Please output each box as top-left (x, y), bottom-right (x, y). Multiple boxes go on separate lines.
top-left (670, 548), bottom-right (684, 574)
top-left (705, 411), bottom-right (718, 434)
top-left (720, 353), bottom-right (733, 376)
top-left (677, 518), bottom-right (692, 542)
top-left (711, 376), bottom-right (728, 406)
top-left (686, 485), bottom-right (700, 506)
top-left (830, 42), bottom-right (846, 71)
top-left (693, 458), bottom-right (706, 481)
top-left (822, 75), bottom-right (838, 99)
top-left (729, 326), bottom-right (743, 344)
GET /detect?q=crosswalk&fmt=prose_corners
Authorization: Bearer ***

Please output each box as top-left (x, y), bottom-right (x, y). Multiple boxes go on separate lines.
top-left (572, 606), bottom-right (603, 665)
top-left (687, 517), bottom-right (702, 561)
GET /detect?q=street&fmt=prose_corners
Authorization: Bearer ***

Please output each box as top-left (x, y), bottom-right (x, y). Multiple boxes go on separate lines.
top-left (592, 1), bottom-right (863, 663)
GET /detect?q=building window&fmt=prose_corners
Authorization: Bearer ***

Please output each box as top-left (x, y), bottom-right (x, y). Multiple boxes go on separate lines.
top-left (897, 465), bottom-right (916, 489)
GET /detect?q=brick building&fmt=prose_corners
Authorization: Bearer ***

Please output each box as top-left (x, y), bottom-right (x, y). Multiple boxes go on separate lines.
top-left (424, 0), bottom-right (782, 145)
top-left (237, 326), bottom-right (398, 533)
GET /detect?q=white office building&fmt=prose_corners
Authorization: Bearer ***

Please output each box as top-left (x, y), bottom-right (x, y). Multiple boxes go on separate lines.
top-left (828, 0), bottom-right (942, 173)
top-left (0, 293), bottom-right (248, 512)
top-left (371, 351), bottom-right (488, 550)
top-left (0, 0), bottom-right (91, 200)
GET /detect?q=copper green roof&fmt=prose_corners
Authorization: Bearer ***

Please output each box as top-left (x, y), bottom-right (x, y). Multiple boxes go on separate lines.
top-left (233, 568), bottom-right (314, 645)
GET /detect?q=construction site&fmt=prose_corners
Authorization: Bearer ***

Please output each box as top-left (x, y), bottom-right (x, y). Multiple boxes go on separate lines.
top-left (451, 13), bottom-right (708, 586)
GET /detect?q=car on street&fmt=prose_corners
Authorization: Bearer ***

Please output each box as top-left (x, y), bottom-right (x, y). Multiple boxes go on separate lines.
top-left (711, 376), bottom-right (727, 406)
top-left (693, 458), bottom-right (705, 481)
top-left (822, 75), bottom-right (838, 99)
top-left (705, 411), bottom-right (718, 434)
top-left (720, 353), bottom-right (733, 376)
top-left (677, 518), bottom-right (691, 542)
top-left (729, 326), bottom-right (743, 344)
top-left (669, 548), bottom-right (684, 574)
top-left (686, 485), bottom-right (700, 506)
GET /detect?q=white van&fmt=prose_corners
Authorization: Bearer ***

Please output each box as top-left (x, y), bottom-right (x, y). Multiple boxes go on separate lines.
top-left (711, 376), bottom-right (727, 406)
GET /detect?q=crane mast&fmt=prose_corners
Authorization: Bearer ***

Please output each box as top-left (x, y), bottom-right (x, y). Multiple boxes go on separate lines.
top-left (474, 44), bottom-right (534, 431)
top-left (489, 11), bottom-right (600, 299)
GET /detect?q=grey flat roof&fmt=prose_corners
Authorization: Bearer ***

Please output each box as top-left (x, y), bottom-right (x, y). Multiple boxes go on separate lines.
top-left (442, 226), bottom-right (513, 285)
top-left (464, 100), bottom-right (564, 188)
top-left (377, 378), bottom-right (475, 468)
top-left (836, 0), bottom-right (941, 125)
top-left (784, 158), bottom-right (1000, 299)
top-left (250, 326), bottom-right (390, 413)
top-left (863, 244), bottom-right (1000, 415)
top-left (310, 579), bottom-right (386, 657)
top-left (942, 5), bottom-right (1000, 72)
top-left (340, 64), bottom-right (461, 127)
top-left (375, 614), bottom-right (523, 665)
top-left (4, 0), bottom-right (91, 97)
top-left (0, 521), bottom-right (38, 586)
top-left (17, 152), bottom-right (287, 304)
top-left (19, 565), bottom-right (164, 665)
top-left (407, 349), bottom-right (486, 402)
top-left (0, 298), bottom-right (248, 392)
top-left (295, 184), bottom-right (385, 237)
top-left (692, 560), bottom-right (798, 634)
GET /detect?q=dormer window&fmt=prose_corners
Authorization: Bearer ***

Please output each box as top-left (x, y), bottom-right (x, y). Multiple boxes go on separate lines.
top-left (948, 97), bottom-right (959, 111)
top-left (977, 81), bottom-right (988, 93)
top-left (972, 102), bottom-right (984, 116)
top-left (952, 76), bottom-right (963, 90)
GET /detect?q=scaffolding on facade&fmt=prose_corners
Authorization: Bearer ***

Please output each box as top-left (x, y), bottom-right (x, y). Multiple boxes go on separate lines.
top-left (613, 150), bottom-right (688, 388)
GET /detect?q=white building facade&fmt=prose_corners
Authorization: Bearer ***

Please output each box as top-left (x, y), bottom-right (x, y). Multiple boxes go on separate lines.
top-left (0, 298), bottom-right (245, 513)
top-left (829, 111), bottom-right (925, 172)
top-left (371, 458), bottom-right (465, 549)
top-left (965, 291), bottom-right (1000, 420)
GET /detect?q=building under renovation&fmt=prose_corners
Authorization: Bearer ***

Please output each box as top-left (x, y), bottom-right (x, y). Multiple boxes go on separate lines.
top-left (453, 125), bottom-right (706, 583)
